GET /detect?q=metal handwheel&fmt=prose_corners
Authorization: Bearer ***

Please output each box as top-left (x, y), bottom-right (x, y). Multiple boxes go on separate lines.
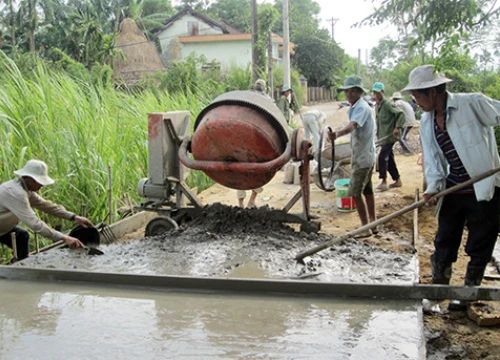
top-left (316, 126), bottom-right (336, 191)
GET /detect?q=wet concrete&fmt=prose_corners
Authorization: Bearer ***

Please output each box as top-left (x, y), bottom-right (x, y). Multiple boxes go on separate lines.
top-left (15, 204), bottom-right (417, 284)
top-left (5, 204), bottom-right (424, 359)
top-left (0, 280), bottom-right (423, 360)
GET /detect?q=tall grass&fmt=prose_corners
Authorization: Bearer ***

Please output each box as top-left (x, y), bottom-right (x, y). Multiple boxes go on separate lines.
top-left (0, 52), bottom-right (214, 236)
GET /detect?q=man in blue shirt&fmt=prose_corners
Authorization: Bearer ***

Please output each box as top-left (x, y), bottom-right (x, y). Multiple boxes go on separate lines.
top-left (402, 64), bottom-right (500, 310)
top-left (330, 76), bottom-right (377, 237)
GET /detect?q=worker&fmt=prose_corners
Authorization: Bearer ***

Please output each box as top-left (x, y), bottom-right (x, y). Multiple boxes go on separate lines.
top-left (0, 159), bottom-right (92, 261)
top-left (277, 85), bottom-right (298, 124)
top-left (330, 76), bottom-right (377, 238)
top-left (300, 108), bottom-right (326, 155)
top-left (252, 78), bottom-right (273, 100)
top-left (402, 64), bottom-right (500, 310)
top-left (391, 92), bottom-right (417, 155)
top-left (372, 82), bottom-right (406, 191)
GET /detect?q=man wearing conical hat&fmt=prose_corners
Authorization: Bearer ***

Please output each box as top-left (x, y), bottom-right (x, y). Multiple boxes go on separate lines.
top-left (402, 64), bottom-right (500, 310)
top-left (0, 159), bottom-right (92, 261)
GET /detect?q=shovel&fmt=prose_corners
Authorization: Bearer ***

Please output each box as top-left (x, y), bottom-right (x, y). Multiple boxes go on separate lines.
top-left (295, 166), bottom-right (500, 263)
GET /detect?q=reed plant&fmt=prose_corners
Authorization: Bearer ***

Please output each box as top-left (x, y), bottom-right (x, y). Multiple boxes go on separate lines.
top-left (0, 52), bottom-right (219, 259)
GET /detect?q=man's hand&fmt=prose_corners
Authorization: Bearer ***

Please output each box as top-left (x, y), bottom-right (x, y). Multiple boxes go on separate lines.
top-left (423, 193), bottom-right (437, 206)
top-left (62, 235), bottom-right (85, 249)
top-left (74, 216), bottom-right (93, 228)
top-left (393, 127), bottom-right (401, 137)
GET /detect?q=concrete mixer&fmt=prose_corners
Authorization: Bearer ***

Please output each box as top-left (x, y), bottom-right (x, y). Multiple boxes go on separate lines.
top-left (136, 90), bottom-right (319, 236)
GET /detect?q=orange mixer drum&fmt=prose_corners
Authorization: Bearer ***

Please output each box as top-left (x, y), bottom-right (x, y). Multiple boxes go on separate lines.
top-left (191, 90), bottom-right (290, 190)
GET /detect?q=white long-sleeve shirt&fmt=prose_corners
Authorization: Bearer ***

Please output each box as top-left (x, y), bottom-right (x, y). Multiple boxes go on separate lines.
top-left (420, 91), bottom-right (500, 202)
top-left (0, 178), bottom-right (75, 240)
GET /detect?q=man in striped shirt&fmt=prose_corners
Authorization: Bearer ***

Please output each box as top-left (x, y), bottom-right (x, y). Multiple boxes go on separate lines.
top-left (402, 65), bottom-right (500, 310)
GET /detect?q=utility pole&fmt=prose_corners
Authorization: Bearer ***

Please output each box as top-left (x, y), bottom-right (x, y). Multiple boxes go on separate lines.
top-left (267, 31), bottom-right (274, 98)
top-left (327, 17), bottom-right (338, 41)
top-left (251, 0), bottom-right (259, 83)
top-left (357, 48), bottom-right (361, 76)
top-left (282, 0), bottom-right (291, 87)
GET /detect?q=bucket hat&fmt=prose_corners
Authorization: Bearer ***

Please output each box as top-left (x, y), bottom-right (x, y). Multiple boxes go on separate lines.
top-left (14, 159), bottom-right (54, 186)
top-left (401, 64), bottom-right (452, 93)
top-left (371, 82), bottom-right (385, 93)
top-left (281, 85), bottom-right (291, 93)
top-left (337, 76), bottom-right (368, 93)
top-left (392, 92), bottom-right (403, 100)
top-left (255, 79), bottom-right (266, 88)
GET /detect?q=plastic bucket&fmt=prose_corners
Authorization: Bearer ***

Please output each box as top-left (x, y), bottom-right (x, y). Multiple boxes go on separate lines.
top-left (334, 179), bottom-right (356, 212)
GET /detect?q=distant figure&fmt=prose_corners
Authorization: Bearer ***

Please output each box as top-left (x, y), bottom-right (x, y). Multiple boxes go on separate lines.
top-left (0, 159), bottom-right (91, 261)
top-left (372, 82), bottom-right (405, 191)
top-left (277, 86), bottom-right (298, 124)
top-left (300, 109), bottom-right (326, 155)
top-left (392, 92), bottom-right (417, 155)
top-left (330, 76), bottom-right (377, 238)
top-left (402, 64), bottom-right (500, 310)
top-left (252, 78), bottom-right (272, 100)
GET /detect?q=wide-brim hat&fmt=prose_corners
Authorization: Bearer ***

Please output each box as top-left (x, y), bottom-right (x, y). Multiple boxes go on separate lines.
top-left (392, 91), bottom-right (403, 100)
top-left (14, 159), bottom-right (55, 186)
top-left (281, 85), bottom-right (291, 93)
top-left (337, 76), bottom-right (368, 93)
top-left (401, 64), bottom-right (452, 93)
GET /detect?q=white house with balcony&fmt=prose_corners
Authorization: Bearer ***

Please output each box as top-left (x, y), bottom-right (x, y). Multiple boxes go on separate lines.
top-left (156, 7), bottom-right (292, 71)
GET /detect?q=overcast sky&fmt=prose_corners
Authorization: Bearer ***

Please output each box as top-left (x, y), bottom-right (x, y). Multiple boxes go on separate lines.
top-left (314, 0), bottom-right (396, 60)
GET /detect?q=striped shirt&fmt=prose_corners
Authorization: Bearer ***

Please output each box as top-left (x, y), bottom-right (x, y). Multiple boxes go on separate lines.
top-left (433, 116), bottom-right (474, 194)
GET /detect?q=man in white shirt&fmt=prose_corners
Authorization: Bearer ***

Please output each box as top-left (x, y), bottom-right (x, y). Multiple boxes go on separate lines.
top-left (0, 159), bottom-right (91, 260)
top-left (300, 108), bottom-right (326, 155)
top-left (402, 64), bottom-right (500, 310)
top-left (391, 92), bottom-right (417, 154)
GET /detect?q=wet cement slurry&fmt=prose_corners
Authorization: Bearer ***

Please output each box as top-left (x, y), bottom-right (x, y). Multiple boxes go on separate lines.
top-left (6, 204), bottom-right (425, 359)
top-left (17, 204), bottom-right (417, 283)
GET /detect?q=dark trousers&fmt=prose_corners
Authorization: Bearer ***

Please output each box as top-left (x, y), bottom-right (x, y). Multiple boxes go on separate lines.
top-left (0, 227), bottom-right (30, 260)
top-left (378, 143), bottom-right (400, 181)
top-left (398, 126), bottom-right (413, 153)
top-left (433, 188), bottom-right (499, 267)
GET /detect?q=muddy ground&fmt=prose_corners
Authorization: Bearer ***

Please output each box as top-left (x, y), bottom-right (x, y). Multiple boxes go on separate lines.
top-left (15, 102), bottom-right (500, 359)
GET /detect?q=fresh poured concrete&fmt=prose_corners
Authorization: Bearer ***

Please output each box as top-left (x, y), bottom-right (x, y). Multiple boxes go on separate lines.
top-left (2, 205), bottom-right (426, 358)
top-left (0, 280), bottom-right (424, 360)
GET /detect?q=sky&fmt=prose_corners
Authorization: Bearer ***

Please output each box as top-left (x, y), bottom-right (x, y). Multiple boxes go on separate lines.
top-left (313, 0), bottom-right (396, 60)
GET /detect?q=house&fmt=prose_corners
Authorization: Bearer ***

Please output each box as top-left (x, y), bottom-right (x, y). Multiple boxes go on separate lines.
top-left (157, 7), bottom-right (292, 71)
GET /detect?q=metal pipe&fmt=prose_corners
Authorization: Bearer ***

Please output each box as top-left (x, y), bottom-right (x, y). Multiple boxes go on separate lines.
top-left (179, 137), bottom-right (292, 174)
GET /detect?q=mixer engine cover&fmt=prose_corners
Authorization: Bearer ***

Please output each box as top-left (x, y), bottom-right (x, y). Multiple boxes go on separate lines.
top-left (191, 91), bottom-right (290, 190)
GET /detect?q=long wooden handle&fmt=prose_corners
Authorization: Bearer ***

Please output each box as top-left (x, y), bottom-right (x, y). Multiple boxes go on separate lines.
top-left (295, 166), bottom-right (500, 262)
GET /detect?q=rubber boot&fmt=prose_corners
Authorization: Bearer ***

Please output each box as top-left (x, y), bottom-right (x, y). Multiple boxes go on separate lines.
top-left (448, 264), bottom-right (486, 311)
top-left (431, 256), bottom-right (452, 285)
top-left (422, 257), bottom-right (452, 314)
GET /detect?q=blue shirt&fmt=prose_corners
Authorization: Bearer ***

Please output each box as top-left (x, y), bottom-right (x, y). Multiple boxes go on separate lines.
top-left (348, 98), bottom-right (376, 170)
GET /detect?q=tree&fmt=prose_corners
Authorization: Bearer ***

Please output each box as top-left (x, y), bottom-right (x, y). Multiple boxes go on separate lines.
top-left (205, 0), bottom-right (252, 32)
top-left (359, 0), bottom-right (500, 63)
top-left (292, 29), bottom-right (343, 87)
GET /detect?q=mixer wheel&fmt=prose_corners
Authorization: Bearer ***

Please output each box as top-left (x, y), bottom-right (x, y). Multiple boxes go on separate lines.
top-left (315, 127), bottom-right (336, 192)
top-left (145, 216), bottom-right (179, 237)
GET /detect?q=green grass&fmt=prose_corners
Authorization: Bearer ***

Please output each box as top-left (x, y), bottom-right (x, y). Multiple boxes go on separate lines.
top-left (0, 52), bottom-right (220, 262)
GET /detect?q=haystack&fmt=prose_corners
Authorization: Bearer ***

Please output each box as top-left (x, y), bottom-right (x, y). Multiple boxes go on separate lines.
top-left (114, 18), bottom-right (165, 85)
